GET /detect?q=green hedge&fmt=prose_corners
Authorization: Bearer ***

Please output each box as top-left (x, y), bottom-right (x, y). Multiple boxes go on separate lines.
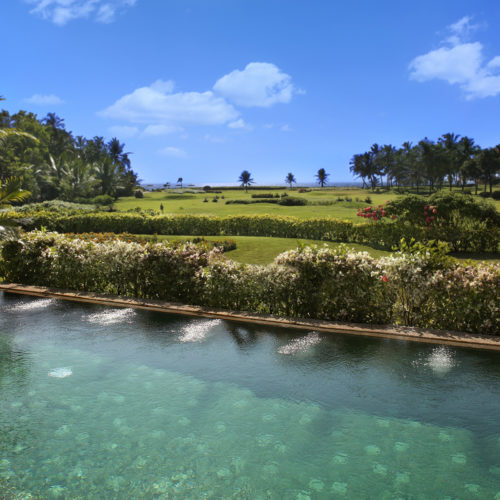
top-left (7, 209), bottom-right (499, 252)
top-left (2, 232), bottom-right (499, 334)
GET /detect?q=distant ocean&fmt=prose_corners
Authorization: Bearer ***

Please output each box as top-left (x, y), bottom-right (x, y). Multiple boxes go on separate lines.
top-left (141, 181), bottom-right (363, 189)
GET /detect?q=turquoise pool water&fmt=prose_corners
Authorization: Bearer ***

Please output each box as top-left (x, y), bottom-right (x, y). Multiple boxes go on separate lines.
top-left (1, 293), bottom-right (499, 499)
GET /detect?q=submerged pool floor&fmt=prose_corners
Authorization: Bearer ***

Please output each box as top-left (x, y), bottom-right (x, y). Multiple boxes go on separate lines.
top-left (1, 293), bottom-right (499, 499)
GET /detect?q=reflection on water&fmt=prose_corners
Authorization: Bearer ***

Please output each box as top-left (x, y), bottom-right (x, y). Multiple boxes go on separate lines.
top-left (85, 307), bottom-right (136, 325)
top-left (5, 298), bottom-right (56, 312)
top-left (178, 319), bottom-right (222, 342)
top-left (1, 292), bottom-right (500, 498)
top-left (278, 332), bottom-right (321, 354)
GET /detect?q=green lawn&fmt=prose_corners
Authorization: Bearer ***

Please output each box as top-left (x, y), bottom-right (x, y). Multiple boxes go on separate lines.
top-left (154, 235), bottom-right (391, 264)
top-left (115, 187), bottom-right (500, 222)
top-left (115, 188), bottom-right (399, 221)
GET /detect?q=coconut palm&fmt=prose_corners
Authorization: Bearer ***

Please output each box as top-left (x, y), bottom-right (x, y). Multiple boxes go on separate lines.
top-left (315, 168), bottom-right (329, 187)
top-left (107, 137), bottom-right (131, 170)
top-left (177, 177), bottom-right (183, 188)
top-left (238, 170), bottom-right (254, 192)
top-left (285, 172), bottom-right (296, 189)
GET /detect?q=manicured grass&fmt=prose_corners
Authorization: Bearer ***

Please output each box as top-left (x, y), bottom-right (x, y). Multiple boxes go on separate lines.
top-left (153, 235), bottom-right (392, 265)
top-left (151, 235), bottom-right (499, 265)
top-left (115, 187), bottom-right (500, 222)
top-left (115, 188), bottom-right (398, 221)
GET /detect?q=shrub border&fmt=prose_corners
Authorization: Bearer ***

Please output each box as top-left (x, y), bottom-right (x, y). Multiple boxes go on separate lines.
top-left (2, 283), bottom-right (499, 351)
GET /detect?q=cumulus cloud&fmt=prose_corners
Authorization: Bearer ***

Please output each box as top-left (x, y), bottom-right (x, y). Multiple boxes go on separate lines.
top-left (24, 93), bottom-right (64, 105)
top-left (409, 16), bottom-right (500, 99)
top-left (100, 63), bottom-right (299, 136)
top-left (159, 146), bottom-right (187, 158)
top-left (27, 0), bottom-right (137, 26)
top-left (100, 79), bottom-right (239, 126)
top-left (213, 62), bottom-right (297, 107)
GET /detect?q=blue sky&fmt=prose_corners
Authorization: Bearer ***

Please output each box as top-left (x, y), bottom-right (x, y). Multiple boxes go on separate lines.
top-left (3, 0), bottom-right (500, 185)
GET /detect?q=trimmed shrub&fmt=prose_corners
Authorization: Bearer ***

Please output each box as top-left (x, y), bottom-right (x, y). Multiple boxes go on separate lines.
top-left (278, 197), bottom-right (307, 206)
top-left (2, 232), bottom-right (498, 334)
top-left (251, 193), bottom-right (275, 199)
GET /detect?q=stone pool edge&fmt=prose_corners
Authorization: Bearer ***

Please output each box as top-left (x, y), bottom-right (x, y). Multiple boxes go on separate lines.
top-left (1, 282), bottom-right (499, 351)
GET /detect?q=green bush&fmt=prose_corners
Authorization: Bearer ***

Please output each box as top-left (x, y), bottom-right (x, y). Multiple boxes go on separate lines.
top-left (90, 194), bottom-right (114, 206)
top-left (251, 193), bottom-right (275, 198)
top-left (278, 197), bottom-right (307, 206)
top-left (2, 232), bottom-right (498, 334)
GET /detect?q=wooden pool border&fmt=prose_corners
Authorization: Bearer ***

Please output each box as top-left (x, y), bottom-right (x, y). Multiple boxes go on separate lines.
top-left (1, 283), bottom-right (499, 351)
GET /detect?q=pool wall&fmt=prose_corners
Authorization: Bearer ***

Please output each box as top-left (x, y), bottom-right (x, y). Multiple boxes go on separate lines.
top-left (1, 283), bottom-right (499, 351)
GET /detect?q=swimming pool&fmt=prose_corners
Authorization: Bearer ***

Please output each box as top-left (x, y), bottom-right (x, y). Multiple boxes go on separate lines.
top-left (1, 292), bottom-right (499, 498)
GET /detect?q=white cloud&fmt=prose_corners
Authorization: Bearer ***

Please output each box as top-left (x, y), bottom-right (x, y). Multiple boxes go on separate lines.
top-left (142, 124), bottom-right (180, 136)
top-left (27, 0), bottom-right (137, 25)
top-left (213, 62), bottom-right (297, 107)
top-left (159, 146), bottom-right (187, 158)
top-left (108, 125), bottom-right (139, 138)
top-left (410, 43), bottom-right (483, 85)
top-left (100, 79), bottom-right (239, 126)
top-left (227, 118), bottom-right (252, 131)
top-left (409, 17), bottom-right (500, 99)
top-left (487, 56), bottom-right (500, 70)
top-left (24, 93), bottom-right (64, 105)
top-left (280, 124), bottom-right (292, 132)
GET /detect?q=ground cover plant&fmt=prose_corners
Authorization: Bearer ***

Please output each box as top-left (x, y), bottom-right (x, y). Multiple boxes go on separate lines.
top-left (2, 232), bottom-right (498, 335)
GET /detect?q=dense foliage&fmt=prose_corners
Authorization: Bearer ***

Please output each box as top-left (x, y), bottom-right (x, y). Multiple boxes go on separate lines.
top-left (2, 232), bottom-right (498, 334)
top-left (350, 134), bottom-right (500, 193)
top-left (0, 109), bottom-right (138, 201)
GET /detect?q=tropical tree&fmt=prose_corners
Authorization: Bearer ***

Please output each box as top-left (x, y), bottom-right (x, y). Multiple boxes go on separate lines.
top-left (315, 168), bottom-right (329, 187)
top-left (439, 133), bottom-right (461, 190)
top-left (107, 137), bottom-right (131, 170)
top-left (476, 147), bottom-right (500, 194)
top-left (0, 177), bottom-right (31, 239)
top-left (177, 177), bottom-right (183, 188)
top-left (238, 170), bottom-right (254, 192)
top-left (349, 154), bottom-right (368, 188)
top-left (285, 172), bottom-right (296, 189)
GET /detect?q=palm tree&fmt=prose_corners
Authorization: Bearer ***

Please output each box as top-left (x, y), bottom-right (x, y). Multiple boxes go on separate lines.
top-left (439, 133), bottom-right (461, 190)
top-left (0, 177), bottom-right (31, 239)
top-left (0, 177), bottom-right (31, 207)
top-left (177, 177), bottom-right (183, 188)
top-left (107, 138), bottom-right (131, 171)
top-left (315, 168), bottom-right (329, 187)
top-left (238, 170), bottom-right (254, 192)
top-left (0, 97), bottom-right (38, 146)
top-left (285, 172), bottom-right (296, 189)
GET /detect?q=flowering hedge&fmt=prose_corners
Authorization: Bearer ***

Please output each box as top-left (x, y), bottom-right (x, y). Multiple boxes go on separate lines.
top-left (2, 232), bottom-right (498, 334)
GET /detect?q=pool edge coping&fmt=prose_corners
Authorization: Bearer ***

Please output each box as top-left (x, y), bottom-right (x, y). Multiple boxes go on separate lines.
top-left (1, 283), bottom-right (499, 351)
